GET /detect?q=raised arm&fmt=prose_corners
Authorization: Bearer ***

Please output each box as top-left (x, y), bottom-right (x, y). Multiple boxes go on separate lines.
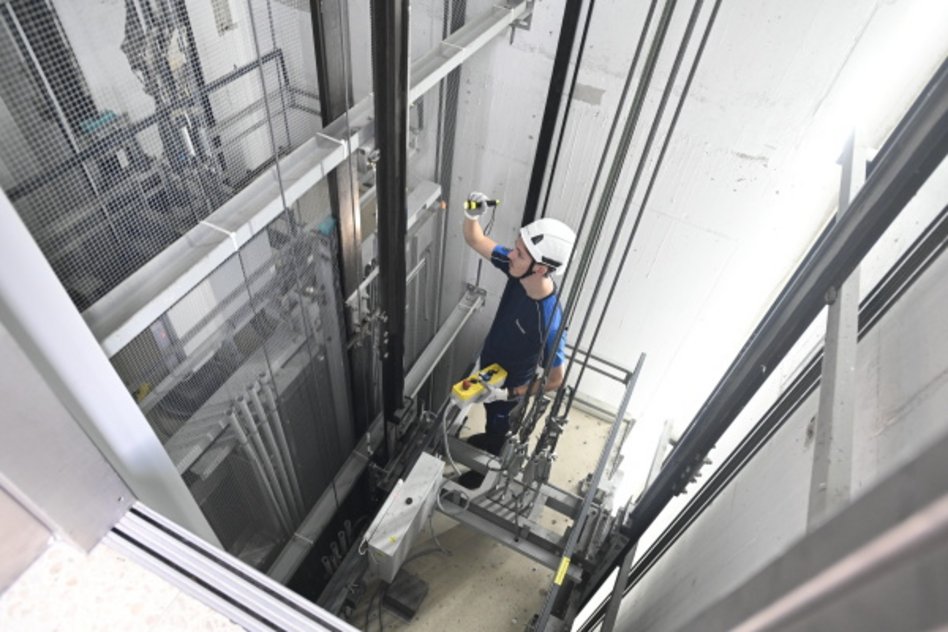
top-left (464, 215), bottom-right (498, 260)
top-left (462, 191), bottom-right (498, 260)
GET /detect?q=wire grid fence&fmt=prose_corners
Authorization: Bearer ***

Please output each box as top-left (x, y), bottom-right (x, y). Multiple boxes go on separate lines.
top-left (110, 202), bottom-right (356, 567)
top-left (0, 0), bottom-right (321, 310)
top-left (54, 0), bottom-right (358, 569)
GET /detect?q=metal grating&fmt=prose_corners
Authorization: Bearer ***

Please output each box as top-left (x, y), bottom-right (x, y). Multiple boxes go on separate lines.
top-left (0, 0), bottom-right (321, 310)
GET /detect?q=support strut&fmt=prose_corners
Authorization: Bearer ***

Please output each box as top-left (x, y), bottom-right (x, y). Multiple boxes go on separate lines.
top-left (370, 0), bottom-right (410, 426)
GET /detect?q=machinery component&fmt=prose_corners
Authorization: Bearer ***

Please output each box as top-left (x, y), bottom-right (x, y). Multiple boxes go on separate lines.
top-left (450, 363), bottom-right (508, 405)
top-left (381, 569), bottom-right (430, 622)
top-left (532, 353), bottom-right (645, 631)
top-left (364, 452), bottom-right (444, 583)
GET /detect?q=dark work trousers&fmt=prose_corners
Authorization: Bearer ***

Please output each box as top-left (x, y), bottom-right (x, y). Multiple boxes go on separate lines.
top-left (480, 399), bottom-right (520, 455)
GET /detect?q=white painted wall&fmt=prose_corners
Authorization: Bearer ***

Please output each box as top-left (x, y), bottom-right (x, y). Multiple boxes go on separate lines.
top-left (603, 157), bottom-right (948, 630)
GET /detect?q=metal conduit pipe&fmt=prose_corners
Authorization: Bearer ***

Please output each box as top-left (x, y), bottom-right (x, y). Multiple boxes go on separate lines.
top-left (236, 395), bottom-right (293, 530)
top-left (580, 56), bottom-right (948, 609)
top-left (227, 409), bottom-right (291, 534)
top-left (247, 383), bottom-right (300, 523)
top-left (260, 376), bottom-right (305, 517)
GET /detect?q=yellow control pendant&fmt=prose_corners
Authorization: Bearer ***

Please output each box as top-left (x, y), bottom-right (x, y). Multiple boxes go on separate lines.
top-left (450, 363), bottom-right (507, 404)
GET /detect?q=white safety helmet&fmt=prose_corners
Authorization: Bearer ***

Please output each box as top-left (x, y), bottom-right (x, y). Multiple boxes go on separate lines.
top-left (519, 218), bottom-right (576, 276)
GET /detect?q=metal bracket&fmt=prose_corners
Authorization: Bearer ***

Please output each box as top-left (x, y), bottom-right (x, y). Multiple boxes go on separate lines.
top-left (508, 0), bottom-right (536, 43)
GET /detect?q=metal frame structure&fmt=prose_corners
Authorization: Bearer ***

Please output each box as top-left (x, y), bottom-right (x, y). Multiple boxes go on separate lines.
top-left (109, 503), bottom-right (357, 632)
top-left (0, 187), bottom-right (217, 545)
top-left (806, 133), bottom-right (866, 528)
top-left (522, 0), bottom-right (587, 225)
top-left (678, 425), bottom-right (948, 631)
top-left (84, 1), bottom-right (533, 359)
top-left (580, 56), bottom-right (948, 624)
top-left (581, 199), bottom-right (948, 631)
top-left (311, 0), bottom-right (362, 300)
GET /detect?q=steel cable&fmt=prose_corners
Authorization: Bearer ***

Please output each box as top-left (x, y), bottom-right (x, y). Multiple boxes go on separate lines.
top-left (513, 0), bottom-right (660, 434)
top-left (564, 0), bottom-right (708, 415)
top-left (575, 0), bottom-right (727, 621)
top-left (539, 0), bottom-right (599, 220)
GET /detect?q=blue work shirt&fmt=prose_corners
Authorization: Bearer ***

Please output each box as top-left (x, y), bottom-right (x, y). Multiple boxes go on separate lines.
top-left (480, 245), bottom-right (567, 389)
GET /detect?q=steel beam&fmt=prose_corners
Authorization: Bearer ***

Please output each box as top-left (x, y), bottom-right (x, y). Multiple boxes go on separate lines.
top-left (404, 286), bottom-right (485, 397)
top-left (581, 202), bottom-right (948, 632)
top-left (110, 504), bottom-right (356, 631)
top-left (311, 0), bottom-right (362, 299)
top-left (807, 133), bottom-right (866, 528)
top-left (580, 57), bottom-right (948, 607)
top-left (439, 495), bottom-right (582, 581)
top-left (676, 427), bottom-right (948, 632)
top-left (522, 0), bottom-right (586, 224)
top-left (602, 419), bottom-right (673, 632)
top-left (536, 353), bottom-right (644, 630)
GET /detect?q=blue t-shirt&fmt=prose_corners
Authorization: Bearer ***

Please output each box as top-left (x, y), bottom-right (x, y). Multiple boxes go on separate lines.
top-left (480, 246), bottom-right (567, 388)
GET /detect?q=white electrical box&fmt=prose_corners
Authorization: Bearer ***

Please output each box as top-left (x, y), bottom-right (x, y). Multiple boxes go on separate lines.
top-left (365, 452), bottom-right (444, 583)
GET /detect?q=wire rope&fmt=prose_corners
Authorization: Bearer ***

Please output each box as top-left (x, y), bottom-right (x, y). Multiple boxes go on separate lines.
top-left (510, 0), bottom-right (660, 435)
top-left (539, 0), bottom-right (599, 220)
top-left (520, 0), bottom-right (676, 435)
top-left (563, 0), bottom-right (707, 410)
top-left (576, 0), bottom-right (726, 624)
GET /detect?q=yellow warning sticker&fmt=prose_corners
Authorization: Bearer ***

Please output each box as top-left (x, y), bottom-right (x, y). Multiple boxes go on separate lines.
top-left (554, 556), bottom-right (571, 585)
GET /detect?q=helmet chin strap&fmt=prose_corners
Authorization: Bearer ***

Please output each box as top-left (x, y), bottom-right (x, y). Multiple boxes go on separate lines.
top-left (514, 264), bottom-right (535, 280)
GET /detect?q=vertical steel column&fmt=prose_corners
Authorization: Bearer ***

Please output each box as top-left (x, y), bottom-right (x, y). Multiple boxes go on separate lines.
top-left (0, 188), bottom-right (220, 547)
top-left (807, 133), bottom-right (866, 528)
top-left (370, 0), bottom-right (410, 425)
top-left (522, 0), bottom-right (585, 225)
top-left (432, 0), bottom-right (467, 352)
top-left (578, 58), bottom-right (948, 609)
top-left (313, 224), bottom-right (356, 449)
top-left (311, 0), bottom-right (362, 299)
top-left (601, 419), bottom-right (674, 632)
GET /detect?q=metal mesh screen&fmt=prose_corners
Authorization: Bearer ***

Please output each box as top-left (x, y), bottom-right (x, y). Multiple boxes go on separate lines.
top-left (0, 0), bottom-right (536, 574)
top-left (0, 0), bottom-right (321, 310)
top-left (110, 199), bottom-right (358, 567)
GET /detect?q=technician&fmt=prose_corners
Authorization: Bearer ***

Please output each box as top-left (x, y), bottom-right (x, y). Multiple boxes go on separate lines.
top-left (462, 191), bottom-right (576, 455)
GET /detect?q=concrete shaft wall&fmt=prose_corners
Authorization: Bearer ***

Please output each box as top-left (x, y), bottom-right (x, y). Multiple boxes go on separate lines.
top-left (614, 167), bottom-right (948, 630)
